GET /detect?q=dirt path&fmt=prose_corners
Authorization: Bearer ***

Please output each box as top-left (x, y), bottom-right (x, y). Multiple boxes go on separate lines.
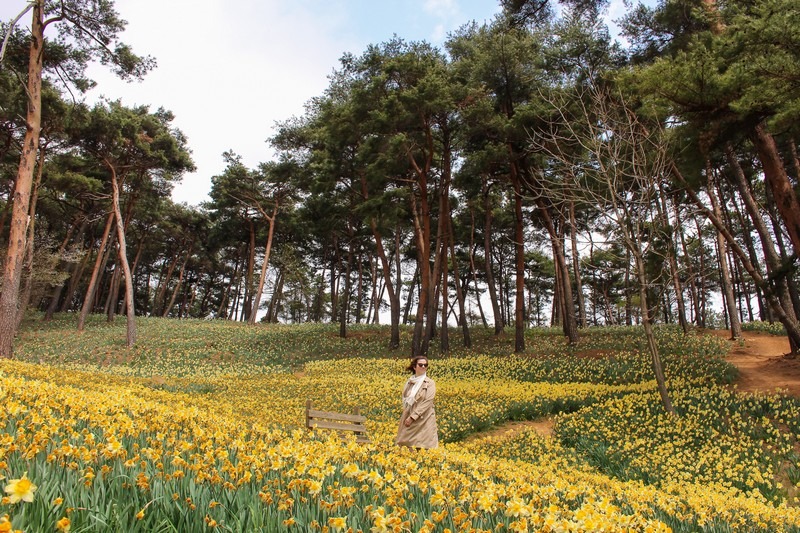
top-left (469, 330), bottom-right (800, 442)
top-left (712, 329), bottom-right (800, 397)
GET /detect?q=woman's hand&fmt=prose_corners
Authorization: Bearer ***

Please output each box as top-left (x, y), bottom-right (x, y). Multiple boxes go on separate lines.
top-left (404, 417), bottom-right (412, 427)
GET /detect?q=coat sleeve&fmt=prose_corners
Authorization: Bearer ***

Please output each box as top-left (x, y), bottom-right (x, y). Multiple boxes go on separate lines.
top-left (410, 379), bottom-right (436, 421)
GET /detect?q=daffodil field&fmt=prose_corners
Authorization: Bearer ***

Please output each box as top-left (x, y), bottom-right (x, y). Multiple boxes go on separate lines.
top-left (0, 315), bottom-right (798, 532)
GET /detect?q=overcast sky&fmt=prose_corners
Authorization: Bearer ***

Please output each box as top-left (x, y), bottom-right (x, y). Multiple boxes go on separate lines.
top-left (3, 0), bottom-right (637, 206)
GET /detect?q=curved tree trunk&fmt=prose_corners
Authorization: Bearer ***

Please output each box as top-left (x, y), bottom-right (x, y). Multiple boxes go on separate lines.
top-left (423, 155), bottom-right (452, 355)
top-left (634, 249), bottom-right (675, 415)
top-left (163, 242), bottom-right (193, 318)
top-left (706, 160), bottom-right (741, 339)
top-left (539, 203), bottom-right (579, 344)
top-left (726, 144), bottom-right (798, 353)
top-left (658, 188), bottom-right (689, 334)
top-left (0, 2), bottom-right (44, 357)
top-left (154, 253), bottom-right (179, 316)
top-left (362, 172), bottom-right (401, 347)
top-left (675, 165), bottom-right (800, 347)
top-left (750, 124), bottom-right (800, 257)
top-left (78, 210), bottom-right (116, 331)
top-left (109, 168), bottom-right (136, 347)
top-left (249, 208), bottom-right (277, 325)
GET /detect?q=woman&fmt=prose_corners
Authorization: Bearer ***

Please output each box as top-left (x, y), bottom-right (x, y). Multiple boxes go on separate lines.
top-left (395, 355), bottom-right (439, 449)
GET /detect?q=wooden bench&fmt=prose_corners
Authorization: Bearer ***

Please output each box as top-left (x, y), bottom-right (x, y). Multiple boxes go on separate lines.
top-left (305, 399), bottom-right (370, 443)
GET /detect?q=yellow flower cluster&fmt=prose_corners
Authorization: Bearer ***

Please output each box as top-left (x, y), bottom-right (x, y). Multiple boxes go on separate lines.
top-left (554, 384), bottom-right (800, 505)
top-left (0, 350), bottom-right (797, 532)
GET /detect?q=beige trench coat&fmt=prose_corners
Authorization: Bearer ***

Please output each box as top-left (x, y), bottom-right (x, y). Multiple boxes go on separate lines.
top-left (395, 376), bottom-right (438, 449)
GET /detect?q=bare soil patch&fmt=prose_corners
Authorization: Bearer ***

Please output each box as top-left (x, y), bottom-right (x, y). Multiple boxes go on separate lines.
top-left (711, 329), bottom-right (800, 397)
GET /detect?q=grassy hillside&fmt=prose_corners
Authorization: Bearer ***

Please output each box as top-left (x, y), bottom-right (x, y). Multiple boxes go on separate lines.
top-left (0, 314), bottom-right (797, 532)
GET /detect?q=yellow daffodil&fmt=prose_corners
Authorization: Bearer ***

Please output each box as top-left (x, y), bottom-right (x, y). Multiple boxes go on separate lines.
top-left (4, 472), bottom-right (36, 503)
top-left (56, 517), bottom-right (70, 532)
top-left (328, 516), bottom-right (347, 531)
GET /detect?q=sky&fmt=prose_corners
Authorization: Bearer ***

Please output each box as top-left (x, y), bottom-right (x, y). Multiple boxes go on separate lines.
top-left (3, 0), bottom-right (636, 207)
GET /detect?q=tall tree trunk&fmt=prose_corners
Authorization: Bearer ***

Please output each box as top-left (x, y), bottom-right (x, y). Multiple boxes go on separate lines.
top-left (438, 135), bottom-right (455, 355)
top-left (267, 270), bottom-right (285, 323)
top-left (675, 165), bottom-right (800, 347)
top-left (105, 267), bottom-right (122, 320)
top-left (448, 211), bottom-right (471, 348)
top-left (539, 203), bottom-right (578, 344)
top-left (726, 144), bottom-right (798, 352)
top-left (403, 264), bottom-right (418, 326)
top-left (249, 208), bottom-right (277, 325)
top-left (109, 168), bottom-right (136, 347)
top-left (43, 216), bottom-right (85, 320)
top-left (676, 204), bottom-right (700, 326)
top-left (410, 187), bottom-right (432, 356)
top-left (330, 238), bottom-right (339, 322)
top-left (355, 248), bottom-right (364, 324)
top-left (624, 248), bottom-right (633, 325)
top-left (217, 251), bottom-right (243, 319)
top-left (440, 243), bottom-right (450, 354)
top-left (163, 242), bottom-right (193, 318)
top-left (658, 187), bottom-right (689, 333)
top-left (242, 219), bottom-right (257, 322)
top-left (340, 232), bottom-right (354, 338)
top-left (107, 192), bottom-right (137, 322)
top-left (60, 236), bottom-right (93, 313)
top-left (551, 249), bottom-right (562, 327)
top-left (125, 233), bottom-right (147, 316)
top-left (706, 160), bottom-right (741, 339)
top-left (366, 256), bottom-right (378, 324)
top-left (362, 174), bottom-right (401, 348)
top-left (589, 239), bottom-right (598, 325)
top-left (154, 253), bottom-right (179, 316)
top-left (569, 202), bottom-right (587, 329)
top-left (425, 185), bottom-right (450, 354)
top-left (0, 2), bottom-right (44, 357)
top-left (726, 175), bottom-right (768, 322)
top-left (750, 123), bottom-right (800, 257)
top-left (467, 209), bottom-right (488, 328)
top-left (16, 143), bottom-right (47, 329)
top-left (78, 210), bottom-right (116, 331)
top-left (392, 232), bottom-right (403, 333)
top-left (633, 248), bottom-right (675, 414)
top-left (482, 180), bottom-right (503, 335)
top-left (511, 170), bottom-right (526, 352)
top-left (692, 216), bottom-right (708, 328)
top-left (764, 181), bottom-right (800, 325)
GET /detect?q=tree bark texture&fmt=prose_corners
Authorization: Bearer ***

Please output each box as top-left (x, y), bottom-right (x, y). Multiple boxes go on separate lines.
top-left (0, 2), bottom-right (44, 357)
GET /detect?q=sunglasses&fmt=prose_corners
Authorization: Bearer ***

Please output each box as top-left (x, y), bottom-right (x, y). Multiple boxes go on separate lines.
top-left (416, 363), bottom-right (428, 367)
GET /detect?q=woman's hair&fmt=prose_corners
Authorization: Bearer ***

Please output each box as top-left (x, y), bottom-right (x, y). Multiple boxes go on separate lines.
top-left (406, 356), bottom-right (428, 374)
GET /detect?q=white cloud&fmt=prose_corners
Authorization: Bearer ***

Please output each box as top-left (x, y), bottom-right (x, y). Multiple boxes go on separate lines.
top-left (424, 0), bottom-right (460, 20)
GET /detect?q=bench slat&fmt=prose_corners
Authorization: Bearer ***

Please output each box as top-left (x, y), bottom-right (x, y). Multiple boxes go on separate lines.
top-left (307, 409), bottom-right (366, 423)
top-left (308, 420), bottom-right (368, 434)
top-left (305, 400), bottom-right (370, 443)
